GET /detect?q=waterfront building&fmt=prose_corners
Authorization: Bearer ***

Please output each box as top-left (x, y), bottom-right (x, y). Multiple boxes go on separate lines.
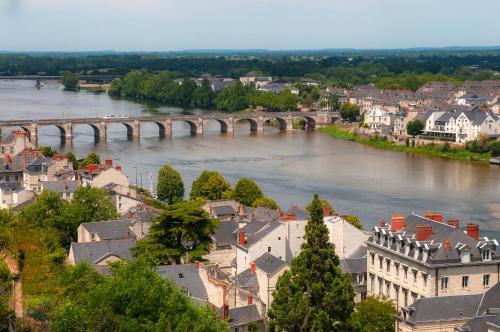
top-left (367, 213), bottom-right (499, 311)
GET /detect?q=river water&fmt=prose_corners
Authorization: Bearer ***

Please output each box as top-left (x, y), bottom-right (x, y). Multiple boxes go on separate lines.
top-left (1, 80), bottom-right (499, 238)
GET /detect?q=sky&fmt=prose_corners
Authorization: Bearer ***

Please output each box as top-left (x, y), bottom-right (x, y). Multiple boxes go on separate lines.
top-left (0, 0), bottom-right (500, 52)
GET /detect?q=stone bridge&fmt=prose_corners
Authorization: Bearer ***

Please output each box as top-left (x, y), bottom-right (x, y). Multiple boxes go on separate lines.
top-left (0, 111), bottom-right (338, 145)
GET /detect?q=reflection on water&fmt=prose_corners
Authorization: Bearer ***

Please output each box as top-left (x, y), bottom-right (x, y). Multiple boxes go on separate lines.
top-left (1, 80), bottom-right (500, 238)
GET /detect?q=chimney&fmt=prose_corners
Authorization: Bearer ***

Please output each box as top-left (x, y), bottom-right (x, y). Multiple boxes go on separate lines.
top-left (323, 207), bottom-right (331, 217)
top-left (379, 220), bottom-right (386, 228)
top-left (239, 231), bottom-right (246, 245)
top-left (416, 225), bottom-right (433, 241)
top-left (115, 165), bottom-right (122, 172)
top-left (104, 158), bottom-right (113, 168)
top-left (447, 218), bottom-right (460, 229)
top-left (5, 154), bottom-right (11, 164)
top-left (250, 261), bottom-right (256, 273)
top-left (391, 215), bottom-right (405, 232)
top-left (425, 212), bottom-right (443, 223)
top-left (221, 304), bottom-right (229, 320)
top-left (247, 294), bottom-right (253, 305)
top-left (444, 239), bottom-right (451, 252)
top-left (466, 224), bottom-right (479, 241)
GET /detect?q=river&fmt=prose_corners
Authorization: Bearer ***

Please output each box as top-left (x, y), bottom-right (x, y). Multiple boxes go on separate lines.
top-left (1, 80), bottom-right (499, 238)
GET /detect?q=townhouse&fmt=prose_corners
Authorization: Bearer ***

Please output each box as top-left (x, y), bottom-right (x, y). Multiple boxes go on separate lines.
top-left (367, 213), bottom-right (499, 311)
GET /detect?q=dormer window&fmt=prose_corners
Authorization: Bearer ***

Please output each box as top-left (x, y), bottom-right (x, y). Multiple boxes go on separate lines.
top-left (482, 249), bottom-right (491, 261)
top-left (460, 250), bottom-right (471, 263)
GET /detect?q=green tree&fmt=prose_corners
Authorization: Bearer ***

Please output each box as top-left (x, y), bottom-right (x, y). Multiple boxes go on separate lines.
top-left (157, 164), bottom-right (184, 203)
top-left (108, 78), bottom-right (123, 96)
top-left (79, 152), bottom-right (100, 168)
top-left (406, 120), bottom-right (425, 137)
top-left (20, 190), bottom-right (66, 230)
top-left (307, 199), bottom-right (335, 215)
top-left (234, 178), bottom-right (263, 207)
top-left (58, 262), bottom-right (104, 299)
top-left (348, 296), bottom-right (396, 332)
top-left (268, 194), bottom-right (355, 331)
top-left (340, 103), bottom-right (360, 122)
top-left (39, 146), bottom-right (57, 158)
top-left (121, 71), bottom-right (143, 98)
top-left (190, 171), bottom-right (231, 201)
top-left (489, 141), bottom-right (500, 157)
top-left (61, 187), bottom-right (118, 243)
top-left (252, 196), bottom-right (279, 210)
top-left (132, 201), bottom-right (218, 263)
top-left (51, 259), bottom-right (228, 332)
top-left (191, 79), bottom-right (214, 108)
top-left (215, 82), bottom-right (250, 112)
top-left (66, 152), bottom-right (78, 170)
top-left (61, 71), bottom-right (79, 92)
top-left (345, 214), bottom-right (363, 230)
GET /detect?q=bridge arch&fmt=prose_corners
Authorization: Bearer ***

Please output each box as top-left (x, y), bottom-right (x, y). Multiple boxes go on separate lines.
top-left (263, 116), bottom-right (288, 130)
top-left (293, 115), bottom-right (316, 130)
top-left (72, 123), bottom-right (105, 141)
top-left (37, 124), bottom-right (66, 137)
top-left (203, 119), bottom-right (230, 133)
top-left (173, 119), bottom-right (198, 135)
top-left (235, 118), bottom-right (259, 132)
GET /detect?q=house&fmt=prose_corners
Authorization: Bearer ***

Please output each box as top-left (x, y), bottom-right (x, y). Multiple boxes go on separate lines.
top-left (102, 182), bottom-right (140, 214)
top-left (234, 252), bottom-right (289, 311)
top-left (67, 238), bottom-right (136, 266)
top-left (0, 131), bottom-right (33, 157)
top-left (79, 159), bottom-right (129, 188)
top-left (258, 84), bottom-right (299, 95)
top-left (398, 282), bottom-right (500, 332)
top-left (240, 75), bottom-right (272, 87)
top-left (0, 181), bottom-right (33, 209)
top-left (367, 213), bottom-right (499, 310)
top-left (157, 263), bottom-right (228, 308)
top-left (364, 107), bottom-right (397, 135)
top-left (77, 219), bottom-right (136, 243)
top-left (324, 215), bottom-right (371, 259)
top-left (340, 246), bottom-right (368, 303)
top-left (41, 180), bottom-right (78, 201)
top-left (227, 304), bottom-right (264, 332)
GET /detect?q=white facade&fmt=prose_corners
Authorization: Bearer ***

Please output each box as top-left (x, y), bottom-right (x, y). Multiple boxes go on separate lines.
top-left (0, 185), bottom-right (33, 209)
top-left (364, 108), bottom-right (395, 134)
top-left (324, 216), bottom-right (370, 259)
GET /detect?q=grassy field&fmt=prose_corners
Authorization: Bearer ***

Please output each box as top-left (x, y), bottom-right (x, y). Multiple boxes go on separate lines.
top-left (320, 125), bottom-right (491, 163)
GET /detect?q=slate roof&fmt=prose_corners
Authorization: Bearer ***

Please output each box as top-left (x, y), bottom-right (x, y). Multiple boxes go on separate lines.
top-left (457, 314), bottom-right (500, 332)
top-left (404, 294), bottom-right (482, 324)
top-left (247, 206), bottom-right (280, 223)
top-left (228, 305), bottom-right (262, 327)
top-left (122, 205), bottom-right (160, 223)
top-left (157, 265), bottom-right (208, 300)
top-left (254, 252), bottom-right (288, 275)
top-left (235, 268), bottom-right (258, 290)
top-left (0, 181), bottom-right (23, 191)
top-left (70, 239), bottom-right (135, 264)
top-left (370, 214), bottom-right (499, 265)
top-left (340, 256), bottom-right (367, 275)
top-left (213, 205), bottom-right (237, 217)
top-left (238, 221), bottom-right (281, 249)
top-left (80, 220), bottom-right (134, 240)
top-left (213, 220), bottom-right (238, 248)
top-left (405, 283), bottom-right (500, 326)
top-left (42, 180), bottom-right (78, 194)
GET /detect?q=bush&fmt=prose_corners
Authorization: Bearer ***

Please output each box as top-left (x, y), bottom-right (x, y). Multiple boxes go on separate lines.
top-left (489, 141), bottom-right (500, 157)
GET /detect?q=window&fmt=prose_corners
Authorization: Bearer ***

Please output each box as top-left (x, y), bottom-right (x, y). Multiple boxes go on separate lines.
top-left (386, 259), bottom-right (391, 273)
top-left (379, 256), bottom-right (383, 270)
top-left (403, 266), bottom-right (408, 280)
top-left (361, 292), bottom-right (367, 301)
top-left (482, 249), bottom-right (492, 261)
top-left (370, 274), bottom-right (375, 292)
top-left (267, 246), bottom-right (271, 252)
top-left (278, 237), bottom-right (281, 240)
top-left (378, 278), bottom-right (383, 295)
top-left (412, 270), bottom-right (418, 286)
top-left (422, 273), bottom-right (428, 288)
top-left (395, 263), bottom-right (400, 278)
top-left (483, 274), bottom-right (490, 287)
top-left (462, 276), bottom-right (469, 288)
top-left (371, 254), bottom-right (375, 266)
top-left (441, 277), bottom-right (449, 290)
top-left (386, 282), bottom-right (391, 297)
top-left (403, 290), bottom-right (408, 307)
top-left (178, 273), bottom-right (184, 279)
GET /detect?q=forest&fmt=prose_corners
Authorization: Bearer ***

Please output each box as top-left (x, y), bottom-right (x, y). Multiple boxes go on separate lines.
top-left (1, 51), bottom-right (500, 91)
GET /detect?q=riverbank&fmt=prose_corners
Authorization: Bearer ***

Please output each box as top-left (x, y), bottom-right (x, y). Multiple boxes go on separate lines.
top-left (320, 125), bottom-right (491, 163)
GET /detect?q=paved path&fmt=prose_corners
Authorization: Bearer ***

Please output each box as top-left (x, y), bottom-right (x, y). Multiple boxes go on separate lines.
top-left (2, 253), bottom-right (23, 318)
